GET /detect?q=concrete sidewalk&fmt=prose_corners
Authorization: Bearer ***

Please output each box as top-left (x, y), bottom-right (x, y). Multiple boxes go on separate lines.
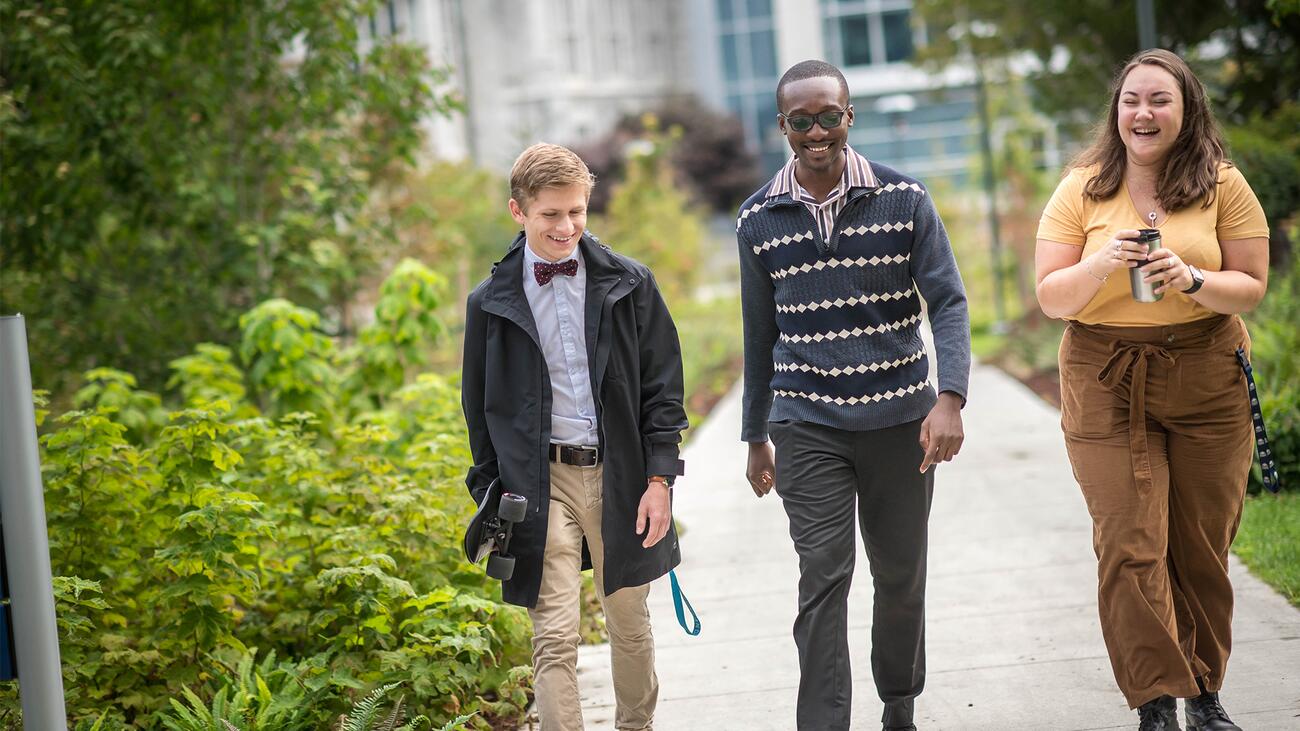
top-left (576, 362), bottom-right (1300, 729)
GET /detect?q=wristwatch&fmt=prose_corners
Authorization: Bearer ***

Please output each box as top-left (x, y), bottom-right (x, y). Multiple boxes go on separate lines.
top-left (1182, 264), bottom-right (1205, 294)
top-left (648, 475), bottom-right (670, 486)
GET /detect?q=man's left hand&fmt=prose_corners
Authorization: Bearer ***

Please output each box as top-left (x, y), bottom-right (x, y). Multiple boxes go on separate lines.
top-left (636, 480), bottom-right (672, 548)
top-left (919, 391), bottom-right (965, 473)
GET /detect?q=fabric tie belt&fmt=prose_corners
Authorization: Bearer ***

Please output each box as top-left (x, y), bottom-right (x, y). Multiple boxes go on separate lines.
top-left (1097, 343), bottom-right (1176, 496)
top-left (1086, 325), bottom-right (1282, 495)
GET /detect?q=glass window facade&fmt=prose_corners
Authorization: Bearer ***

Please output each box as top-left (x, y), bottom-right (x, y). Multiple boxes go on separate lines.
top-left (849, 88), bottom-right (978, 183)
top-left (882, 10), bottom-right (913, 63)
top-left (822, 0), bottom-right (917, 68)
top-left (839, 15), bottom-right (873, 67)
top-left (751, 28), bottom-right (778, 77)
top-left (707, 0), bottom-right (1057, 183)
top-left (722, 33), bottom-right (741, 81)
top-left (715, 0), bottom-right (785, 173)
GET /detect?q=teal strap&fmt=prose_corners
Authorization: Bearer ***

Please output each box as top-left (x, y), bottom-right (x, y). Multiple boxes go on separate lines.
top-left (669, 570), bottom-right (700, 636)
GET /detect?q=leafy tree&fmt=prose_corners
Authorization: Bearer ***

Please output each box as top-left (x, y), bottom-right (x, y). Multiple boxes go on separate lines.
top-left (913, 0), bottom-right (1300, 128)
top-left (573, 98), bottom-right (760, 214)
top-left (592, 118), bottom-right (708, 304)
top-left (636, 98), bottom-right (762, 214)
top-left (1224, 101), bottom-right (1300, 264)
top-left (387, 161), bottom-right (519, 344)
top-left (0, 0), bottom-right (454, 398)
top-left (913, 1), bottom-right (1300, 259)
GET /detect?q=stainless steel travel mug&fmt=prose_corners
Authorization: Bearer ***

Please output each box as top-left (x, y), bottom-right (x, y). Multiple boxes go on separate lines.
top-left (1128, 228), bottom-right (1163, 303)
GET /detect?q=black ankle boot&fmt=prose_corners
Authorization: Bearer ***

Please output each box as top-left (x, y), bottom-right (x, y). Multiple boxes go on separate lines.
top-left (1185, 690), bottom-right (1241, 730)
top-left (1138, 695), bottom-right (1179, 731)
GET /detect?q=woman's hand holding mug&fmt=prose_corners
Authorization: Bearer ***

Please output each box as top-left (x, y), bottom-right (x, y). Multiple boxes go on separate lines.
top-left (1085, 229), bottom-right (1147, 281)
top-left (1141, 247), bottom-right (1194, 295)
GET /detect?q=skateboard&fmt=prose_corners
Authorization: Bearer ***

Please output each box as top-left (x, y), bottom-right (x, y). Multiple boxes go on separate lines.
top-left (462, 478), bottom-right (528, 581)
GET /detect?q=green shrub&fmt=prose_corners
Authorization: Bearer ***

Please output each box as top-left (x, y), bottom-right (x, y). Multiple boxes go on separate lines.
top-left (593, 118), bottom-right (706, 304)
top-left (1246, 233), bottom-right (1300, 493)
top-left (672, 296), bottom-right (744, 431)
top-left (331, 682), bottom-right (435, 731)
top-left (1226, 124), bottom-right (1300, 228)
top-left (1, 260), bottom-right (532, 729)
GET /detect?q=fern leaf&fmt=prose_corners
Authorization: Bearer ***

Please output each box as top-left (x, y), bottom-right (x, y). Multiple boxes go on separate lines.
top-left (436, 713), bottom-right (475, 731)
top-left (343, 683), bottom-right (399, 731)
top-left (379, 694), bottom-right (405, 731)
top-left (398, 714), bottom-right (432, 731)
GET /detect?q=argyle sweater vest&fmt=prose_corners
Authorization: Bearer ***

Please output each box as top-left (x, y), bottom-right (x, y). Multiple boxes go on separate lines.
top-left (737, 161), bottom-right (971, 442)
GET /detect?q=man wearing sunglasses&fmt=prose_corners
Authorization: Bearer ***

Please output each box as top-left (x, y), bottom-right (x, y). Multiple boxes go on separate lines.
top-left (736, 60), bottom-right (971, 731)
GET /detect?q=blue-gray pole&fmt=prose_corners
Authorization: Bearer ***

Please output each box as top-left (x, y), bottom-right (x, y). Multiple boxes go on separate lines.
top-left (1138, 0), bottom-right (1157, 49)
top-left (0, 315), bottom-right (68, 730)
top-left (974, 60), bottom-right (1008, 332)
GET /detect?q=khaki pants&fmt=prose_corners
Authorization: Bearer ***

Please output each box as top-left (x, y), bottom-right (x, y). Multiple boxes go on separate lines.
top-left (528, 462), bottom-right (657, 731)
top-left (1058, 315), bottom-right (1253, 709)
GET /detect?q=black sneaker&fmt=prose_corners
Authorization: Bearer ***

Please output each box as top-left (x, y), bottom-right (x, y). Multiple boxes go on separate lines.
top-left (1138, 695), bottom-right (1180, 731)
top-left (1185, 690), bottom-right (1241, 730)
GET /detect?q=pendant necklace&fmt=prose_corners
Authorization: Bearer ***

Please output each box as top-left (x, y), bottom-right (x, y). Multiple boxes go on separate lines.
top-left (1148, 210), bottom-right (1158, 228)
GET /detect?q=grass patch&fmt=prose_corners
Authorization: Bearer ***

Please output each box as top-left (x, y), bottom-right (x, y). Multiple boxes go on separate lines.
top-left (971, 324), bottom-right (1006, 361)
top-left (1235, 492), bottom-right (1300, 607)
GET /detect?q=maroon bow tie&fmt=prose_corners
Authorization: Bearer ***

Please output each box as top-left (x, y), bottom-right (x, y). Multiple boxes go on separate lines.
top-left (533, 259), bottom-right (578, 286)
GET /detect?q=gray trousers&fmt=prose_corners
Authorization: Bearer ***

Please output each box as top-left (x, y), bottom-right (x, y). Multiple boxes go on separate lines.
top-left (769, 418), bottom-right (934, 731)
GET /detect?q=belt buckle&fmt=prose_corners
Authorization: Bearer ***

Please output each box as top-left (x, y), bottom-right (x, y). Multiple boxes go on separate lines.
top-left (554, 443), bottom-right (599, 467)
top-left (570, 445), bottom-right (598, 467)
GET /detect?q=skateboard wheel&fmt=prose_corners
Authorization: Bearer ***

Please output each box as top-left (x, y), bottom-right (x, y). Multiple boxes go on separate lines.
top-left (487, 553), bottom-right (516, 581)
top-left (498, 493), bottom-right (528, 523)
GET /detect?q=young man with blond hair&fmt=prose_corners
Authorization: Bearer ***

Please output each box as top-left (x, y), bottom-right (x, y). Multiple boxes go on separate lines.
top-left (461, 143), bottom-right (688, 730)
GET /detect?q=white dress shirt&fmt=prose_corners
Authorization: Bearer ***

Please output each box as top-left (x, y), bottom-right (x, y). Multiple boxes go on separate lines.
top-left (522, 243), bottom-right (600, 446)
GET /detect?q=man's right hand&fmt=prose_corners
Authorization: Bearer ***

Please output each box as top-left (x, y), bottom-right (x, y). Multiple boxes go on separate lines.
top-left (746, 441), bottom-right (776, 498)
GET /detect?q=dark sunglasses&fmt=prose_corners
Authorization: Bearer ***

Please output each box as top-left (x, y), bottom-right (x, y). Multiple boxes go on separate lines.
top-left (780, 109), bottom-right (847, 133)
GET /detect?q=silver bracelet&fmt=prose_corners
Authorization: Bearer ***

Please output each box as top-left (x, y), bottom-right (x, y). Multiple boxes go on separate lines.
top-left (1083, 257), bottom-right (1108, 283)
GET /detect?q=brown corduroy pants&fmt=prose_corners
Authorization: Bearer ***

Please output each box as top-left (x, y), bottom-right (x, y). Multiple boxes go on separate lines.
top-left (1058, 314), bottom-right (1254, 709)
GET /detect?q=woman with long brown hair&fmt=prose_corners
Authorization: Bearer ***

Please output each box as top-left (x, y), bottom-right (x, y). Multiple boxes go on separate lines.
top-left (1035, 49), bottom-right (1269, 731)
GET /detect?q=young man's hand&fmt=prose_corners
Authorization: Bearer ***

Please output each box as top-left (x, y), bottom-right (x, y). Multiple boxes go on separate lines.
top-left (746, 441), bottom-right (776, 497)
top-left (636, 480), bottom-right (672, 548)
top-left (919, 391), bottom-right (964, 473)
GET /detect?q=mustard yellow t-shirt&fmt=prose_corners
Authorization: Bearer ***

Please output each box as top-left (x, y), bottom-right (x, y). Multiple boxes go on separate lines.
top-left (1036, 163), bottom-right (1269, 326)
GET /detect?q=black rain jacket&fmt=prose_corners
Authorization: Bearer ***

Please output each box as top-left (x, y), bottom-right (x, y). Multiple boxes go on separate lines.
top-left (461, 232), bottom-right (688, 607)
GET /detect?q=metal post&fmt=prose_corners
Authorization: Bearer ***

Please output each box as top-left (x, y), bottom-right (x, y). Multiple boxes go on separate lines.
top-left (974, 62), bottom-right (1009, 333)
top-left (1137, 0), bottom-right (1157, 50)
top-left (0, 315), bottom-right (69, 730)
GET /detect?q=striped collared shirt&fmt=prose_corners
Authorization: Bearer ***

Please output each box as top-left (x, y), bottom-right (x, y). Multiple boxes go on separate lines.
top-left (766, 145), bottom-right (879, 245)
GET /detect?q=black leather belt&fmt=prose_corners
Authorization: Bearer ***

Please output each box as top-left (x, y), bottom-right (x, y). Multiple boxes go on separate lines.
top-left (549, 443), bottom-right (601, 467)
